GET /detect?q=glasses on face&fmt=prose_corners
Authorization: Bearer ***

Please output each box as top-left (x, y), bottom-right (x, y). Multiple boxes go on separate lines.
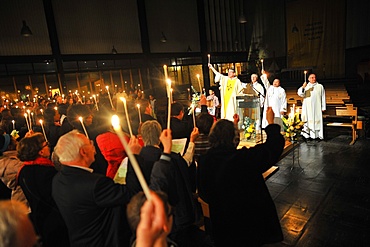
top-left (42, 142), bottom-right (49, 149)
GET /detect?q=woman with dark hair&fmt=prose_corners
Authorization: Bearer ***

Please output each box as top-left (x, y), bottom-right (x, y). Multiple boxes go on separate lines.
top-left (198, 107), bottom-right (285, 246)
top-left (17, 133), bottom-right (69, 247)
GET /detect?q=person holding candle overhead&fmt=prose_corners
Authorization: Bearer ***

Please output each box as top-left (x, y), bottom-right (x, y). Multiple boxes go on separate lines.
top-left (52, 130), bottom-right (141, 247)
top-left (259, 74), bottom-right (287, 131)
top-left (198, 107), bottom-right (285, 246)
top-left (297, 73), bottom-right (326, 141)
top-left (61, 104), bottom-right (108, 175)
top-left (208, 64), bottom-right (243, 121)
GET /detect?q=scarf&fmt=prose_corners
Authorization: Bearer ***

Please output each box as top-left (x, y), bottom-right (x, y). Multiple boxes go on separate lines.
top-left (16, 157), bottom-right (54, 185)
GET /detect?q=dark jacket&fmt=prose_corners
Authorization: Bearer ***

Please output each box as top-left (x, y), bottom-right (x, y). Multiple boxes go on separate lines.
top-left (52, 165), bottom-right (131, 247)
top-left (198, 124), bottom-right (285, 246)
top-left (18, 164), bottom-right (69, 247)
top-left (126, 145), bottom-right (161, 200)
top-left (150, 153), bottom-right (196, 234)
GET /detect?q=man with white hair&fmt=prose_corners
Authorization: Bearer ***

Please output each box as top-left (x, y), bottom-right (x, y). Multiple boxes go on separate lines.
top-left (52, 130), bottom-right (140, 247)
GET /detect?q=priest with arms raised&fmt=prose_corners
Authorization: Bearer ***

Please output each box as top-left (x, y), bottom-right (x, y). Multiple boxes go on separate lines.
top-left (208, 64), bottom-right (243, 121)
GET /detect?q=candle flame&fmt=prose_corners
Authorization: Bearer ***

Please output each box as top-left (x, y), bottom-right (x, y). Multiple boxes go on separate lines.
top-left (261, 59), bottom-right (264, 62)
top-left (137, 104), bottom-right (140, 108)
top-left (120, 97), bottom-right (126, 103)
top-left (111, 115), bottom-right (120, 130)
top-left (78, 117), bottom-right (83, 122)
top-left (196, 74), bottom-right (200, 79)
top-left (166, 79), bottom-right (171, 86)
top-left (304, 71), bottom-right (307, 74)
top-left (106, 85), bottom-right (109, 89)
top-left (39, 119), bottom-right (43, 124)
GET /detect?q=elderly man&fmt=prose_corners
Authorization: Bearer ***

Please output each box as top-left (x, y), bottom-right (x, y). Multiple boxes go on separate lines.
top-left (208, 64), bottom-right (243, 121)
top-left (52, 130), bottom-right (140, 247)
top-left (297, 73), bottom-right (326, 140)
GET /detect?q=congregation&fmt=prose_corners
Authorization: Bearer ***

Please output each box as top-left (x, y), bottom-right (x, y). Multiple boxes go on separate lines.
top-left (0, 71), bottom-right (323, 247)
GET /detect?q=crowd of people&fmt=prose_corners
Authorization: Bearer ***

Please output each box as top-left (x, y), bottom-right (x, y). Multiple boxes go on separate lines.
top-left (0, 70), bottom-right (325, 247)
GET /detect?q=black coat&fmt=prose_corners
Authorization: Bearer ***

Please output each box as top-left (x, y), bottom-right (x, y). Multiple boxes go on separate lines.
top-left (52, 165), bottom-right (131, 247)
top-left (18, 165), bottom-right (69, 247)
top-left (198, 124), bottom-right (285, 246)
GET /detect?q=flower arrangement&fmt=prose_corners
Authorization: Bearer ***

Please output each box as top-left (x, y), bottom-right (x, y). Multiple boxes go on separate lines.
top-left (241, 116), bottom-right (256, 140)
top-left (281, 105), bottom-right (305, 141)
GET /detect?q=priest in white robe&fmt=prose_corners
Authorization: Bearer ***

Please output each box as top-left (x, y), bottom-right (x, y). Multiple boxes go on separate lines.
top-left (297, 73), bottom-right (326, 140)
top-left (262, 77), bottom-right (287, 131)
top-left (208, 64), bottom-right (243, 121)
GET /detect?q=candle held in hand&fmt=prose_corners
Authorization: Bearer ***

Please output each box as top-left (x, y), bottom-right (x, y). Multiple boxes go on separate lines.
top-left (111, 115), bottom-right (151, 200)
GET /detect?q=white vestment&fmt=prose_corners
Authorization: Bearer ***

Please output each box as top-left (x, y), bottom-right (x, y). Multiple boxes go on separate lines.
top-left (266, 85), bottom-right (287, 131)
top-left (297, 82), bottom-right (326, 139)
top-left (214, 72), bottom-right (243, 121)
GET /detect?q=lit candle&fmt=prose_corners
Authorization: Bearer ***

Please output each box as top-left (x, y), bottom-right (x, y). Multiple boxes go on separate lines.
top-left (208, 54), bottom-right (210, 64)
top-left (137, 104), bottom-right (142, 123)
top-left (27, 110), bottom-right (32, 130)
top-left (39, 120), bottom-right (48, 142)
top-left (192, 104), bottom-right (196, 127)
top-left (40, 109), bottom-right (43, 115)
top-left (92, 95), bottom-right (99, 111)
top-left (261, 59), bottom-right (264, 71)
top-left (111, 115), bottom-right (151, 200)
top-left (120, 97), bottom-right (133, 137)
top-left (12, 120), bottom-right (15, 130)
top-left (106, 86), bottom-right (114, 109)
top-left (163, 65), bottom-right (168, 81)
top-left (203, 88), bottom-right (206, 95)
top-left (304, 70), bottom-right (307, 83)
top-left (78, 117), bottom-right (90, 139)
top-left (196, 74), bottom-right (202, 93)
top-left (167, 79), bottom-right (172, 130)
top-left (24, 113), bottom-right (30, 131)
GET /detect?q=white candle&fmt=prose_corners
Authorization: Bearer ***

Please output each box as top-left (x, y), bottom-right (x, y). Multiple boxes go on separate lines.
top-left (196, 74), bottom-right (201, 92)
top-left (137, 104), bottom-right (142, 123)
top-left (111, 115), bottom-right (151, 200)
top-left (192, 104), bottom-right (196, 127)
top-left (27, 110), bottom-right (32, 130)
top-left (78, 117), bottom-right (90, 140)
top-left (261, 59), bottom-right (264, 71)
top-left (12, 120), bottom-right (15, 130)
top-left (106, 86), bottom-right (114, 109)
top-left (39, 120), bottom-right (48, 142)
top-left (24, 113), bottom-right (30, 131)
top-left (93, 95), bottom-right (99, 111)
top-left (163, 65), bottom-right (168, 81)
top-left (304, 71), bottom-right (307, 83)
top-left (167, 79), bottom-right (172, 130)
top-left (208, 54), bottom-right (210, 64)
top-left (120, 97), bottom-right (133, 137)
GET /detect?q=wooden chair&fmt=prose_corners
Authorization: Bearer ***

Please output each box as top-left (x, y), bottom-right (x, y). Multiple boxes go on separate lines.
top-left (326, 104), bottom-right (358, 145)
